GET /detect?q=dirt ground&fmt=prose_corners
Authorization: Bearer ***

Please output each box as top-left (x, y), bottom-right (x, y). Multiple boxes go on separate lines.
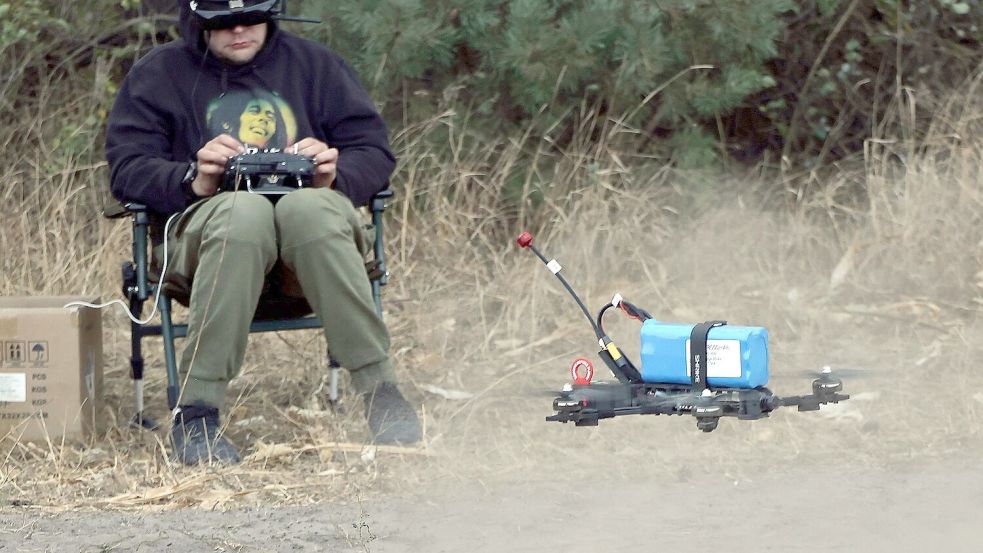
top-left (3, 176), bottom-right (983, 551)
top-left (2, 293), bottom-right (981, 551)
top-left (2, 456), bottom-right (981, 551)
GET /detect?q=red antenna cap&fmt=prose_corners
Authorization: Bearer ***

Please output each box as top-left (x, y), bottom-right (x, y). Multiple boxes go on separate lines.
top-left (516, 231), bottom-right (534, 248)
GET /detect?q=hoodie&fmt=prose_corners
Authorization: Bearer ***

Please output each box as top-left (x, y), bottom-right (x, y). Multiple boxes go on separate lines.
top-left (106, 7), bottom-right (395, 215)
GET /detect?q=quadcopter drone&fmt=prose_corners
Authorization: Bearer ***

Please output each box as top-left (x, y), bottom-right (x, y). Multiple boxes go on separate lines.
top-left (516, 231), bottom-right (849, 432)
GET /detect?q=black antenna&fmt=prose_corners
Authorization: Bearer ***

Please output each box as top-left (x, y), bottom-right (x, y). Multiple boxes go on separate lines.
top-left (516, 231), bottom-right (643, 384)
top-left (516, 232), bottom-right (602, 340)
top-left (275, 0), bottom-right (321, 24)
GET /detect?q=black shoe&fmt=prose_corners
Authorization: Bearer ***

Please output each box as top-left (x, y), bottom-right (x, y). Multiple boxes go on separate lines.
top-left (363, 382), bottom-right (422, 445)
top-left (171, 405), bottom-right (241, 466)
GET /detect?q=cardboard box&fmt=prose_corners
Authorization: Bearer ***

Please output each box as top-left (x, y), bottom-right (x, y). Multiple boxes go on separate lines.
top-left (0, 296), bottom-right (103, 442)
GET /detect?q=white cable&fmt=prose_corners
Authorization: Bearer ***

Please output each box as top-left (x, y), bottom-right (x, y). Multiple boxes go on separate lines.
top-left (64, 211), bottom-right (182, 325)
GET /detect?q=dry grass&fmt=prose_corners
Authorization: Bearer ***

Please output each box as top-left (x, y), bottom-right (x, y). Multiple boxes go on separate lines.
top-left (2, 69), bottom-right (983, 512)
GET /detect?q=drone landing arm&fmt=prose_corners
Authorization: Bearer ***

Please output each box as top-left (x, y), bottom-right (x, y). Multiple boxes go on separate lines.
top-left (777, 391), bottom-right (850, 412)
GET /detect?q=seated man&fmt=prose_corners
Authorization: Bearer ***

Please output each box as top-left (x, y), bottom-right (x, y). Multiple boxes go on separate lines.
top-left (105, 0), bottom-right (421, 465)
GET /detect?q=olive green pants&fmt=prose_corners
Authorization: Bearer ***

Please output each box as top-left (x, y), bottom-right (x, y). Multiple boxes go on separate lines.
top-left (165, 189), bottom-right (395, 409)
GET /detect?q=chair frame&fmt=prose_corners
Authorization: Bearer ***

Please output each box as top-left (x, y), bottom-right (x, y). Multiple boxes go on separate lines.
top-left (107, 189), bottom-right (394, 428)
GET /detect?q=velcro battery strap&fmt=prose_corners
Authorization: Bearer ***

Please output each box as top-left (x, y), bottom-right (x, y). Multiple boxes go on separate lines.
top-left (690, 320), bottom-right (727, 391)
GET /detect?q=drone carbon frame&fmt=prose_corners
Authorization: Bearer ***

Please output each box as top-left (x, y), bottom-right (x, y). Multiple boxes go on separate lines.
top-left (548, 372), bottom-right (849, 432)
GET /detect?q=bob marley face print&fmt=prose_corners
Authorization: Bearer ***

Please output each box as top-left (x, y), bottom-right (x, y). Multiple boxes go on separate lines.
top-left (238, 98), bottom-right (276, 145)
top-left (206, 88), bottom-right (297, 149)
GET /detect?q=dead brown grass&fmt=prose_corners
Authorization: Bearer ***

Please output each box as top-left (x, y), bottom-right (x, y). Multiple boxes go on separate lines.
top-left (2, 70), bottom-right (983, 512)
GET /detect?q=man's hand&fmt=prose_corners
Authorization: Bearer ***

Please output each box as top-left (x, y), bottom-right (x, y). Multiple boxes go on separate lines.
top-left (193, 134), bottom-right (245, 197)
top-left (290, 138), bottom-right (338, 189)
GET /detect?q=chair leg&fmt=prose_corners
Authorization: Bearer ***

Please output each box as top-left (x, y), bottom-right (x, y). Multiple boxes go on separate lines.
top-left (371, 280), bottom-right (383, 318)
top-left (128, 298), bottom-right (159, 430)
top-left (159, 294), bottom-right (181, 412)
top-left (327, 357), bottom-right (341, 407)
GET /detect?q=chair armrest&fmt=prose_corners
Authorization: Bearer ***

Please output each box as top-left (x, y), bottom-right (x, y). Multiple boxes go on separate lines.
top-left (103, 201), bottom-right (148, 219)
top-left (370, 189), bottom-right (394, 214)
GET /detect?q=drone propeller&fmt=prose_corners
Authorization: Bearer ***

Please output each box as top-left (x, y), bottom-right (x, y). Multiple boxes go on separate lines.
top-left (773, 365), bottom-right (875, 381)
top-left (529, 387), bottom-right (572, 398)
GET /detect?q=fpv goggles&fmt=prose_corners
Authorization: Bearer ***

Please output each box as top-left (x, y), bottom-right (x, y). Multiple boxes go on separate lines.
top-left (189, 0), bottom-right (279, 30)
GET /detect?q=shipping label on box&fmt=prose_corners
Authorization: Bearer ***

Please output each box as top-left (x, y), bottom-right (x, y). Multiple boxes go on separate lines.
top-left (0, 296), bottom-right (103, 442)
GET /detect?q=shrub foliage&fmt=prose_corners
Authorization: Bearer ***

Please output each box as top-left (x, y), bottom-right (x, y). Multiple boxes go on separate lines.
top-left (301, 0), bottom-right (982, 166)
top-left (2, 0), bottom-right (981, 174)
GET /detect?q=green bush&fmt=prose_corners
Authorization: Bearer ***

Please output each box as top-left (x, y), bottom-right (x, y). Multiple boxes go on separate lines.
top-left (5, 0), bottom-right (979, 180)
top-left (1, 0), bottom-right (142, 146)
top-left (303, 0), bottom-right (794, 167)
top-left (0, 1), bottom-right (69, 111)
top-left (297, 0), bottom-right (982, 168)
top-left (762, 0), bottom-right (983, 167)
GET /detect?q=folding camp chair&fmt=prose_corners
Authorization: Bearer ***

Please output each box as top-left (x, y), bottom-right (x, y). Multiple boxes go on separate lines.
top-left (104, 189), bottom-right (394, 429)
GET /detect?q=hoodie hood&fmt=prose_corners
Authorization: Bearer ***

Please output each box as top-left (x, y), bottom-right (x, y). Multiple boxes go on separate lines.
top-left (178, 2), bottom-right (207, 54)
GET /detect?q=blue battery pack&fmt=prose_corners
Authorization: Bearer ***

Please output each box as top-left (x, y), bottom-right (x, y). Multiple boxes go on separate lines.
top-left (639, 319), bottom-right (769, 388)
